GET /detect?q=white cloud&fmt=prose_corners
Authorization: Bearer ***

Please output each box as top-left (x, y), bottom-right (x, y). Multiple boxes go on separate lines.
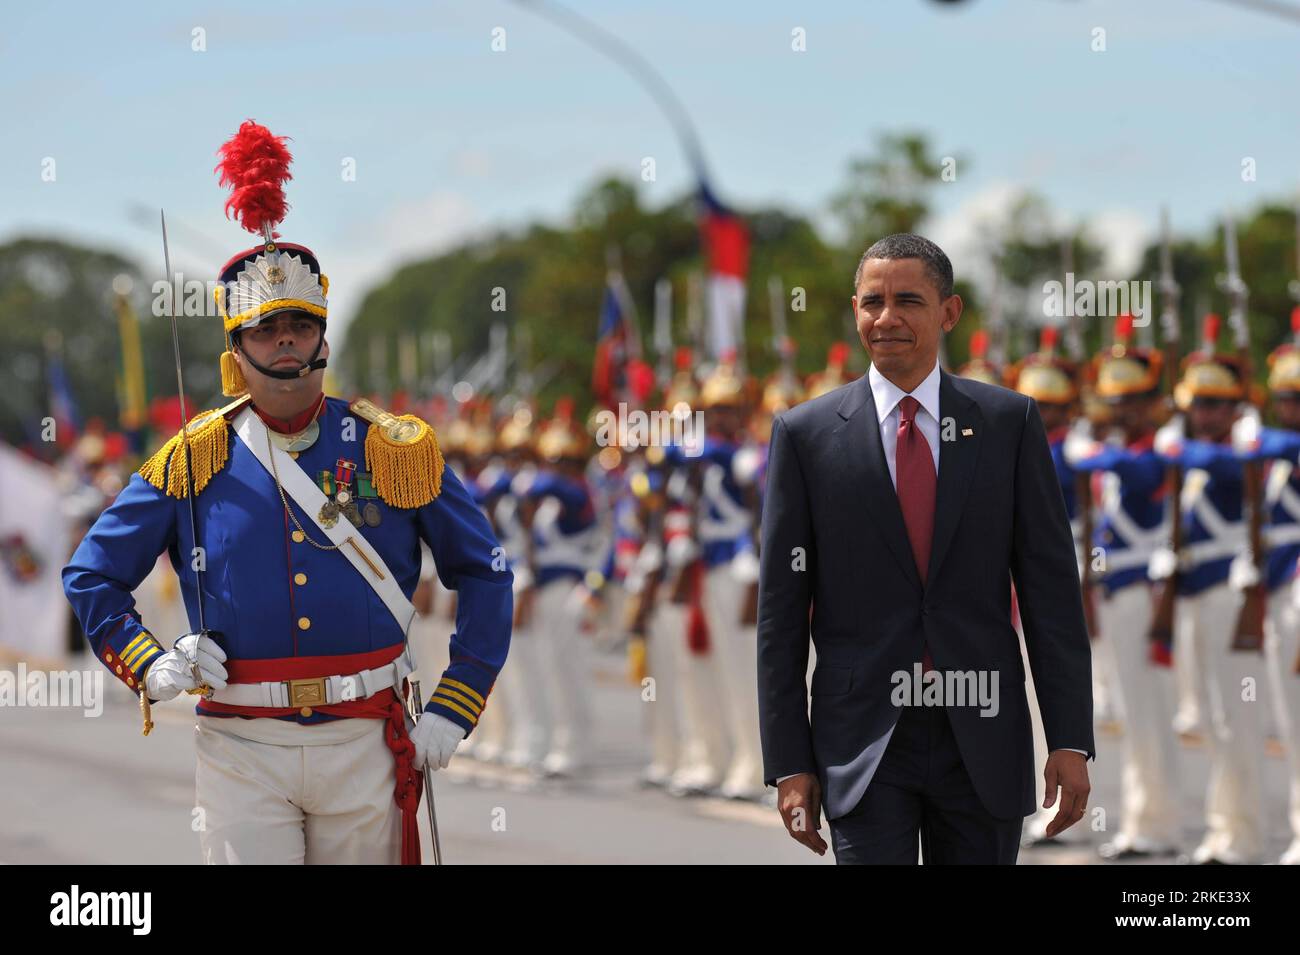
top-left (325, 191), bottom-right (482, 341)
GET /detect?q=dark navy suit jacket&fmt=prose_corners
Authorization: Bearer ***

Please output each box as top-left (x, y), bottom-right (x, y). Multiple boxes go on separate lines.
top-left (756, 368), bottom-right (1095, 821)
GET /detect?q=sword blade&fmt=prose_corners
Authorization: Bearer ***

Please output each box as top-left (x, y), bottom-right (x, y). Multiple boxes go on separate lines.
top-left (411, 679), bottom-right (443, 865)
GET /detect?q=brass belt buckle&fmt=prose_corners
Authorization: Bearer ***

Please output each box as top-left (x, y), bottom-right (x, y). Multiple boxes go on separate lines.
top-left (285, 677), bottom-right (327, 707)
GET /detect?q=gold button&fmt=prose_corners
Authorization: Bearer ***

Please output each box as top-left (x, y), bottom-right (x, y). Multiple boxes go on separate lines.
top-left (126, 677), bottom-right (135, 688)
top-left (294, 572), bottom-right (307, 585)
top-left (289, 451), bottom-right (300, 459)
top-left (115, 665), bottom-right (123, 675)
top-left (105, 652), bottom-right (114, 663)
top-left (298, 617), bottom-right (311, 630)
top-left (300, 706), bottom-right (313, 717)
top-left (292, 530), bottom-right (305, 543)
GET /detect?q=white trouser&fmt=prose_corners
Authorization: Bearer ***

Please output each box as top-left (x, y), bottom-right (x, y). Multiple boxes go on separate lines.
top-left (1264, 579), bottom-right (1300, 862)
top-left (1172, 587), bottom-right (1206, 736)
top-left (194, 717), bottom-right (400, 865)
top-left (532, 576), bottom-right (592, 768)
top-left (501, 614), bottom-right (550, 767)
top-left (1180, 582), bottom-right (1267, 863)
top-left (641, 594), bottom-right (681, 782)
top-left (658, 589), bottom-right (730, 789)
top-left (1098, 583), bottom-right (1182, 848)
top-left (703, 563), bottom-right (764, 796)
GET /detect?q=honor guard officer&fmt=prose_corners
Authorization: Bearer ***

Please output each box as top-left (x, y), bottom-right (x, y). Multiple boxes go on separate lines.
top-left (1066, 316), bottom-right (1183, 859)
top-left (62, 122), bottom-right (512, 865)
top-left (693, 353), bottom-right (767, 800)
top-left (517, 398), bottom-right (604, 777)
top-left (956, 328), bottom-right (1002, 386)
top-left (1154, 314), bottom-right (1263, 864)
top-left (804, 342), bottom-right (855, 401)
top-left (1234, 313), bottom-right (1300, 863)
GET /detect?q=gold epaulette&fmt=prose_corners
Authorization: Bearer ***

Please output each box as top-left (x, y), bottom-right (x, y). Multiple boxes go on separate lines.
top-left (138, 395), bottom-right (252, 497)
top-left (349, 398), bottom-right (444, 508)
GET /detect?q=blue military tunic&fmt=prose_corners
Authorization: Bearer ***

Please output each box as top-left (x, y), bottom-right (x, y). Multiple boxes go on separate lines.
top-left (62, 394), bottom-right (513, 735)
top-left (1068, 432), bottom-right (1166, 597)
top-left (1237, 426), bottom-right (1300, 592)
top-left (1158, 437), bottom-right (1245, 597)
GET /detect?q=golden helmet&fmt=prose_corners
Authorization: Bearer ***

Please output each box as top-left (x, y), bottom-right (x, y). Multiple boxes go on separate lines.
top-left (699, 349), bottom-right (750, 409)
top-left (957, 329), bottom-right (1001, 386)
top-left (1092, 314), bottom-right (1164, 401)
top-left (1007, 326), bottom-right (1077, 404)
top-left (805, 342), bottom-right (853, 400)
top-left (464, 407), bottom-right (495, 459)
top-left (1173, 315), bottom-right (1246, 410)
top-left (663, 346), bottom-right (699, 413)
top-left (1266, 307), bottom-right (1300, 394)
top-left (497, 402), bottom-right (536, 455)
top-left (762, 369), bottom-right (805, 415)
top-left (535, 397), bottom-right (589, 462)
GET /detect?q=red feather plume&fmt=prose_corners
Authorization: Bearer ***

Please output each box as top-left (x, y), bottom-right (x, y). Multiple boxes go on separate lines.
top-left (969, 329), bottom-right (988, 359)
top-left (215, 120), bottom-right (293, 236)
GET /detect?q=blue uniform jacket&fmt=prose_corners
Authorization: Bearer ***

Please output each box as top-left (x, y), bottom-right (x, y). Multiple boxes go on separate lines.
top-left (62, 395), bottom-right (513, 736)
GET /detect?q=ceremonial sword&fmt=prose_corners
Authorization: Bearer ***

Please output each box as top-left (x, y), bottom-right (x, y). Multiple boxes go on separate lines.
top-left (161, 211), bottom-right (215, 701)
top-left (409, 679), bottom-right (444, 865)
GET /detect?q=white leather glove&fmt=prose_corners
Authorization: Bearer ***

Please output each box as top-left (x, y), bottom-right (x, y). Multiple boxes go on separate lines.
top-left (731, 445), bottom-right (763, 486)
top-left (1231, 408), bottom-right (1261, 453)
top-left (1228, 552), bottom-right (1261, 591)
top-left (1153, 416), bottom-right (1185, 457)
top-left (1148, 546), bottom-right (1178, 582)
top-left (411, 711), bottom-right (467, 771)
top-left (143, 632), bottom-right (228, 702)
top-left (730, 549), bottom-right (760, 585)
top-left (1062, 428), bottom-right (1100, 466)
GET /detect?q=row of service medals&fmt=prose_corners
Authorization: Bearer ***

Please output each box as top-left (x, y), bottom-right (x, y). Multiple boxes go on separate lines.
top-left (318, 459), bottom-right (382, 528)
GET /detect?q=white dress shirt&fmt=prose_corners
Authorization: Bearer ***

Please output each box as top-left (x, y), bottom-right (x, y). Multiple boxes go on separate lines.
top-left (869, 360), bottom-right (942, 488)
top-left (774, 360), bottom-right (1085, 787)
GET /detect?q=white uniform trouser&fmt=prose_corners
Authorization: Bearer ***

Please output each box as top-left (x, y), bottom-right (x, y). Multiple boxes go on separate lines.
top-left (641, 594), bottom-right (681, 783)
top-left (1172, 586), bottom-right (1206, 736)
top-left (194, 716), bottom-right (400, 865)
top-left (1264, 578), bottom-right (1300, 863)
top-left (532, 576), bottom-right (592, 768)
top-left (1181, 582), bottom-right (1267, 863)
top-left (660, 588), bottom-right (730, 790)
top-left (703, 563), bottom-right (764, 796)
top-left (1097, 583), bottom-right (1182, 848)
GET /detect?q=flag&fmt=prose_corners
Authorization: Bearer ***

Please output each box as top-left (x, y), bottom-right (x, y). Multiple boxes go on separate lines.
top-left (592, 275), bottom-right (654, 409)
top-left (698, 182), bottom-right (750, 360)
top-left (46, 351), bottom-right (81, 447)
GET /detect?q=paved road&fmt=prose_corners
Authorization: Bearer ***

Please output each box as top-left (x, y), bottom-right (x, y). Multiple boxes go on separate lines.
top-left (1, 644), bottom-right (1294, 864)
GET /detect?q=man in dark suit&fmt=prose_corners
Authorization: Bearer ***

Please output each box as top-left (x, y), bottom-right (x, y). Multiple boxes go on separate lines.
top-left (757, 233), bottom-right (1094, 864)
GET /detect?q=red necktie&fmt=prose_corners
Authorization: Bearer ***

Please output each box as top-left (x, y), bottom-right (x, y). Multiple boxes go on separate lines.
top-left (896, 396), bottom-right (936, 671)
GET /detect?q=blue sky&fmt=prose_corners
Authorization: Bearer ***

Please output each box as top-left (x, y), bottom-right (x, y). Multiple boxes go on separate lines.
top-left (3, 0), bottom-right (1299, 336)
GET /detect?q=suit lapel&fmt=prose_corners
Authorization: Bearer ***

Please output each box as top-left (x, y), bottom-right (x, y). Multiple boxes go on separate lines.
top-left (926, 370), bottom-right (983, 586)
top-left (835, 374), bottom-right (923, 595)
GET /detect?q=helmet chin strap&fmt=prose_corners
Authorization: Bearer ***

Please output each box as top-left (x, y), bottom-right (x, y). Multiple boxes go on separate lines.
top-left (233, 325), bottom-right (328, 381)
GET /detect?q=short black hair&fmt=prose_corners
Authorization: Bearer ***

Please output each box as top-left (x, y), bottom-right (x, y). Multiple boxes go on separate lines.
top-left (854, 233), bottom-right (954, 301)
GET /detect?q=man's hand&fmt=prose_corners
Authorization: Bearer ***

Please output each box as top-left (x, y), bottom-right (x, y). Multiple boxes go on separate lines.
top-left (411, 711), bottom-right (467, 771)
top-left (1042, 749), bottom-right (1090, 838)
top-left (776, 773), bottom-right (828, 855)
top-left (143, 632), bottom-right (228, 702)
